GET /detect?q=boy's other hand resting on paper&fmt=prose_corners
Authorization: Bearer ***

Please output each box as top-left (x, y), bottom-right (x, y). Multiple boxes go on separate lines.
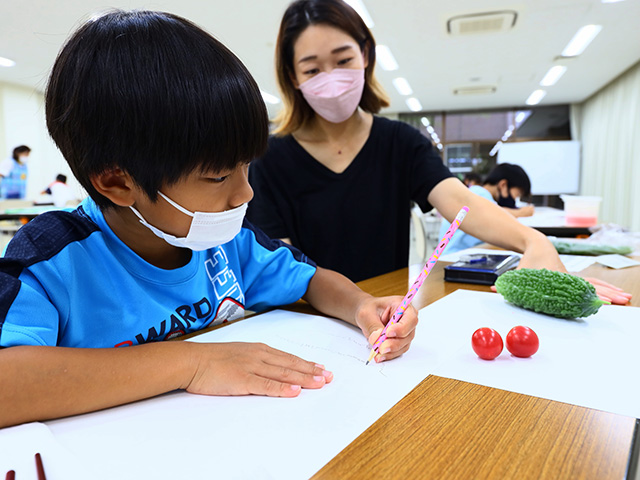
top-left (355, 296), bottom-right (418, 363)
top-left (185, 342), bottom-right (333, 398)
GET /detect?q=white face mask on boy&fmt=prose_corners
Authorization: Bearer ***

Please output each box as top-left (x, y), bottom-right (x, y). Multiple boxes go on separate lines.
top-left (130, 192), bottom-right (247, 251)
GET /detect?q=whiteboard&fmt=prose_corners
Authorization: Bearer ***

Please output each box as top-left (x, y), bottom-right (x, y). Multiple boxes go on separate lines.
top-left (497, 140), bottom-right (580, 195)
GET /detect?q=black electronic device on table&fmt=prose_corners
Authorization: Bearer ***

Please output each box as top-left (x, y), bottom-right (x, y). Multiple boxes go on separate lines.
top-left (444, 254), bottom-right (520, 285)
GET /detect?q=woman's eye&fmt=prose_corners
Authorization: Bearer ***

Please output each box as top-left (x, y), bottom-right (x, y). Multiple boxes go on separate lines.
top-left (337, 57), bottom-right (353, 65)
top-left (303, 68), bottom-right (319, 75)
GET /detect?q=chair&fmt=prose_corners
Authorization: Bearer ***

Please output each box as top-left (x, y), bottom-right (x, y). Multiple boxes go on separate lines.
top-left (411, 204), bottom-right (428, 263)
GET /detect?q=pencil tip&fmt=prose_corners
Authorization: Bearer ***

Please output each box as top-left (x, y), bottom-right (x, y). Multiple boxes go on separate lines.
top-left (365, 360), bottom-right (369, 365)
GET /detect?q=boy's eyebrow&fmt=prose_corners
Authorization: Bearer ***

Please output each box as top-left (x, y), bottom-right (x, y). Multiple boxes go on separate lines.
top-left (298, 44), bottom-right (355, 64)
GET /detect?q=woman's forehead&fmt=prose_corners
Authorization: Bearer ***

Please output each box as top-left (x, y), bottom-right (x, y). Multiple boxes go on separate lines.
top-left (293, 24), bottom-right (359, 61)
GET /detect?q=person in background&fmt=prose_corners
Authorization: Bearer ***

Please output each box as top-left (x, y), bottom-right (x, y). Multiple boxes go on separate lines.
top-left (247, 0), bottom-right (630, 305)
top-left (463, 172), bottom-right (482, 187)
top-left (41, 173), bottom-right (78, 207)
top-left (0, 145), bottom-right (30, 199)
top-left (438, 163), bottom-right (536, 254)
top-left (484, 163), bottom-right (535, 218)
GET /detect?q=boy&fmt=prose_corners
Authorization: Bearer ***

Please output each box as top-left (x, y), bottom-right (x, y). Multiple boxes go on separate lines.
top-left (0, 10), bottom-right (417, 428)
top-left (439, 163), bottom-right (535, 253)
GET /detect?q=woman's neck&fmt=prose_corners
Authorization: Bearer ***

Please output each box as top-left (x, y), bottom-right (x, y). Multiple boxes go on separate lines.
top-left (298, 110), bottom-right (372, 143)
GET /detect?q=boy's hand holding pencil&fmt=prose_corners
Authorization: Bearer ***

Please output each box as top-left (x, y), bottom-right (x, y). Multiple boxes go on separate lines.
top-left (355, 296), bottom-right (419, 364)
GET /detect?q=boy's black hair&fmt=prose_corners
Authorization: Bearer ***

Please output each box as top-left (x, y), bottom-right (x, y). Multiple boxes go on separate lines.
top-left (463, 172), bottom-right (482, 185)
top-left (12, 145), bottom-right (31, 161)
top-left (484, 163), bottom-right (531, 198)
top-left (46, 10), bottom-right (268, 209)
top-left (56, 174), bottom-right (67, 183)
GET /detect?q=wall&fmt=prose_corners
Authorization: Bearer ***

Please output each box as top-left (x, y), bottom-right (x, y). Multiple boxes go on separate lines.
top-left (573, 61), bottom-right (640, 231)
top-left (0, 81), bottom-right (82, 200)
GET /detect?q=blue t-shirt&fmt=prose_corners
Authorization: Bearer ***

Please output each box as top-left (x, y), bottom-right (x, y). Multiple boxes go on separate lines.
top-left (0, 198), bottom-right (316, 348)
top-left (438, 185), bottom-right (494, 254)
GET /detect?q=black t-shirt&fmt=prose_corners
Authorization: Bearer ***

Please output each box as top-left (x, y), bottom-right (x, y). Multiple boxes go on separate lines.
top-left (247, 116), bottom-right (453, 283)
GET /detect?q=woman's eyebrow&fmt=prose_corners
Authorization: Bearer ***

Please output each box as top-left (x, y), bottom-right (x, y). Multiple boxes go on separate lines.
top-left (297, 44), bottom-right (355, 64)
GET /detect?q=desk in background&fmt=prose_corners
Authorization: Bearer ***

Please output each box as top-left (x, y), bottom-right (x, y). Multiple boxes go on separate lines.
top-left (0, 205), bottom-right (59, 221)
top-left (519, 206), bottom-right (591, 237)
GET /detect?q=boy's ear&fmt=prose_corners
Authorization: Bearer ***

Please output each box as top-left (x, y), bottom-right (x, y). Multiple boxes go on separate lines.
top-left (90, 168), bottom-right (137, 207)
top-left (497, 178), bottom-right (509, 195)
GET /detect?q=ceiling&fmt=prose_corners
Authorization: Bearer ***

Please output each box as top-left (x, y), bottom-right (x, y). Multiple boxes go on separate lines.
top-left (1, 0), bottom-right (639, 118)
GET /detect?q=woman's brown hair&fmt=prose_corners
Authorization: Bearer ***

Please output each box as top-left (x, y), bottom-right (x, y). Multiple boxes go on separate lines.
top-left (273, 0), bottom-right (390, 136)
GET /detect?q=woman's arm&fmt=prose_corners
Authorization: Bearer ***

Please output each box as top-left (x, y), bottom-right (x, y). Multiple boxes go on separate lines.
top-left (428, 178), bottom-right (631, 304)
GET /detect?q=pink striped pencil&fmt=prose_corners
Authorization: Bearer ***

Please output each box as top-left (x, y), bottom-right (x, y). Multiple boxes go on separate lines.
top-left (366, 206), bottom-right (470, 365)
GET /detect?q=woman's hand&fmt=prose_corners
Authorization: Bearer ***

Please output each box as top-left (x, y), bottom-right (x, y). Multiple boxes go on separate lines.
top-left (516, 233), bottom-right (568, 272)
top-left (354, 296), bottom-right (418, 363)
top-left (582, 277), bottom-right (632, 305)
top-left (185, 342), bottom-right (332, 397)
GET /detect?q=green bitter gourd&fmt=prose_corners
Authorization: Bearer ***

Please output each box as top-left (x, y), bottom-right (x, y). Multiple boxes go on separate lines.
top-left (494, 268), bottom-right (607, 319)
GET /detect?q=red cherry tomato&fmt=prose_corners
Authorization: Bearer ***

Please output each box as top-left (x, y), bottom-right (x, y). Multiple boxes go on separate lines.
top-left (506, 326), bottom-right (539, 358)
top-left (471, 327), bottom-right (503, 360)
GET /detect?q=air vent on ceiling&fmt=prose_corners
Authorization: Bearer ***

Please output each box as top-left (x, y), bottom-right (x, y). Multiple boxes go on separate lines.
top-left (453, 86), bottom-right (497, 96)
top-left (447, 11), bottom-right (517, 35)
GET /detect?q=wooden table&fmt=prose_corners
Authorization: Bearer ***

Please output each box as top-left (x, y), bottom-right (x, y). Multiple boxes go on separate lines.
top-left (302, 259), bottom-right (640, 480)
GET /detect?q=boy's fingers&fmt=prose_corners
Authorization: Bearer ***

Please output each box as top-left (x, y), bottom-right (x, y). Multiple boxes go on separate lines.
top-left (250, 376), bottom-right (303, 397)
top-left (376, 343), bottom-right (410, 363)
top-left (266, 347), bottom-right (324, 375)
top-left (368, 328), bottom-right (383, 346)
top-left (378, 332), bottom-right (416, 356)
top-left (258, 364), bottom-right (329, 390)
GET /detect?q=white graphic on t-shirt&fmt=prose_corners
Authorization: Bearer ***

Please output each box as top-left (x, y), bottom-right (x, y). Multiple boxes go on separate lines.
top-left (205, 247), bottom-right (245, 305)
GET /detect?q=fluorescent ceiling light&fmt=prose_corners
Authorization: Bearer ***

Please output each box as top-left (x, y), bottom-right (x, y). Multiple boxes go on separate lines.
top-left (420, 117), bottom-right (430, 127)
top-left (561, 25), bottom-right (602, 57)
top-left (376, 45), bottom-right (399, 71)
top-left (489, 141), bottom-right (503, 157)
top-left (392, 77), bottom-right (413, 95)
top-left (426, 125), bottom-right (435, 134)
top-left (0, 56), bottom-right (16, 67)
top-left (437, 143), bottom-right (443, 150)
top-left (601, 0), bottom-right (625, 3)
top-left (261, 91), bottom-right (281, 105)
top-left (406, 97), bottom-right (422, 112)
top-left (540, 66), bottom-right (567, 86)
top-left (514, 110), bottom-right (531, 126)
top-left (525, 89), bottom-right (546, 106)
top-left (343, 0), bottom-right (374, 27)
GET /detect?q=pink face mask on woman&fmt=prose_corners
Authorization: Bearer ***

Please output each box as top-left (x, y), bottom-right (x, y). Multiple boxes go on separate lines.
top-left (298, 68), bottom-right (365, 123)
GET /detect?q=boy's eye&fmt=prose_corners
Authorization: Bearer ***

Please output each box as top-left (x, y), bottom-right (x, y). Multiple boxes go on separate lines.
top-left (207, 175), bottom-right (228, 183)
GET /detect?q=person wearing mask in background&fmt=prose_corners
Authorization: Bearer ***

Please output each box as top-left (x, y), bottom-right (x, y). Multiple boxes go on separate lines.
top-left (439, 163), bottom-right (536, 254)
top-left (0, 145), bottom-right (30, 199)
top-left (247, 0), bottom-right (630, 304)
top-left (463, 172), bottom-right (482, 187)
top-left (41, 174), bottom-right (79, 208)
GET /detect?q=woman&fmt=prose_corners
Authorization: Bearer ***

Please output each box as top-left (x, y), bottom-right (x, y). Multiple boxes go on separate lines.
top-left (247, 0), bottom-right (630, 304)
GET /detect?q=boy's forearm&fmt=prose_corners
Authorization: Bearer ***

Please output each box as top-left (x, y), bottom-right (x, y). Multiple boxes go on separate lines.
top-left (0, 341), bottom-right (195, 428)
top-left (302, 267), bottom-right (371, 327)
